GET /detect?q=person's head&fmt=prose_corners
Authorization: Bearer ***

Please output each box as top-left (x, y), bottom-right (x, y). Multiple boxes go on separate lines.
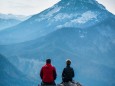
top-left (66, 59), bottom-right (71, 66)
top-left (46, 59), bottom-right (51, 64)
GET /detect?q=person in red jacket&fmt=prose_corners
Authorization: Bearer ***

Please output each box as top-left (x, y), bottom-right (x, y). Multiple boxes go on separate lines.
top-left (40, 59), bottom-right (57, 86)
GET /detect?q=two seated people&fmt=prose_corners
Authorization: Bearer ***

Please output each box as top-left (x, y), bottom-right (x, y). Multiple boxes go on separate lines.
top-left (40, 59), bottom-right (75, 86)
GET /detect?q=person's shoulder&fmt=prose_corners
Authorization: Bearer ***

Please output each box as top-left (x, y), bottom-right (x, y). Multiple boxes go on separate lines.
top-left (70, 67), bottom-right (74, 70)
top-left (52, 65), bottom-right (56, 69)
top-left (63, 67), bottom-right (67, 70)
top-left (42, 65), bottom-right (46, 68)
top-left (51, 65), bottom-right (56, 71)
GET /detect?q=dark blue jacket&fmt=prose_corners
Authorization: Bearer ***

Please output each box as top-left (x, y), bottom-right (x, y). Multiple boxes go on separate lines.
top-left (62, 65), bottom-right (74, 82)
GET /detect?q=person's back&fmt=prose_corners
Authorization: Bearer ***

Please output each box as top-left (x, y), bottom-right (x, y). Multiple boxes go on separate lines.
top-left (40, 59), bottom-right (57, 85)
top-left (62, 59), bottom-right (74, 82)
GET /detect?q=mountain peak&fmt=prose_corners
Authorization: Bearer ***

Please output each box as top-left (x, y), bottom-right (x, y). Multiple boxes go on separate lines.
top-left (61, 0), bottom-right (95, 3)
top-left (59, 0), bottom-right (105, 10)
top-left (0, 0), bottom-right (109, 44)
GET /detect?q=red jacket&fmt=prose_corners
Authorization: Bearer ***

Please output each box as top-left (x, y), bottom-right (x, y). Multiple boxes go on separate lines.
top-left (40, 63), bottom-right (57, 83)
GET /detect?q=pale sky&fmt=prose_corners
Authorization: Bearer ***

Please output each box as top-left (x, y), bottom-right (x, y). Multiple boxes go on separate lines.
top-left (97, 0), bottom-right (115, 15)
top-left (0, 0), bottom-right (115, 16)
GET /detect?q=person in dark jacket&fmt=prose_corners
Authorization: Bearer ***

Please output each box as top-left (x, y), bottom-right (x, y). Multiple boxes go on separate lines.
top-left (62, 59), bottom-right (74, 83)
top-left (40, 59), bottom-right (57, 86)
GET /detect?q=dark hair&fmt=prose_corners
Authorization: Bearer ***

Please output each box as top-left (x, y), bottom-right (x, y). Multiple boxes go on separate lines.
top-left (46, 59), bottom-right (51, 64)
top-left (66, 59), bottom-right (71, 65)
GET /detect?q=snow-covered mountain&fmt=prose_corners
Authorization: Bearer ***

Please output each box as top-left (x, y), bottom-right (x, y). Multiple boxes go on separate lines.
top-left (0, 0), bottom-right (115, 86)
top-left (0, 0), bottom-right (113, 44)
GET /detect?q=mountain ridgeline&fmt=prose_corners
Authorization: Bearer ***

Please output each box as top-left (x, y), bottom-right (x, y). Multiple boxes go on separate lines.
top-left (0, 18), bottom-right (21, 31)
top-left (0, 0), bottom-right (115, 86)
top-left (0, 0), bottom-right (113, 44)
top-left (0, 13), bottom-right (30, 31)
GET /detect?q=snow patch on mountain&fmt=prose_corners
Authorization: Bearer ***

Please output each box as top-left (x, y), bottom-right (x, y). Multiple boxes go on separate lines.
top-left (72, 11), bottom-right (97, 24)
top-left (88, 0), bottom-right (95, 4)
top-left (57, 11), bottom-right (98, 28)
top-left (54, 13), bottom-right (79, 21)
top-left (43, 6), bottom-right (61, 17)
top-left (35, 6), bottom-right (61, 22)
top-left (47, 6), bottom-right (61, 16)
top-left (54, 13), bottom-right (71, 21)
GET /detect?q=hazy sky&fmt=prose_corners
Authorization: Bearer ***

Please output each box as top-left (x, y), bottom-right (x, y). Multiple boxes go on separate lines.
top-left (0, 0), bottom-right (115, 16)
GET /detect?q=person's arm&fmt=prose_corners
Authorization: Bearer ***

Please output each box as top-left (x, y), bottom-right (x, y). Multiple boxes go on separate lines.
top-left (40, 67), bottom-right (43, 79)
top-left (62, 68), bottom-right (65, 77)
top-left (62, 68), bottom-right (66, 82)
top-left (72, 68), bottom-right (75, 78)
top-left (53, 67), bottom-right (57, 80)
